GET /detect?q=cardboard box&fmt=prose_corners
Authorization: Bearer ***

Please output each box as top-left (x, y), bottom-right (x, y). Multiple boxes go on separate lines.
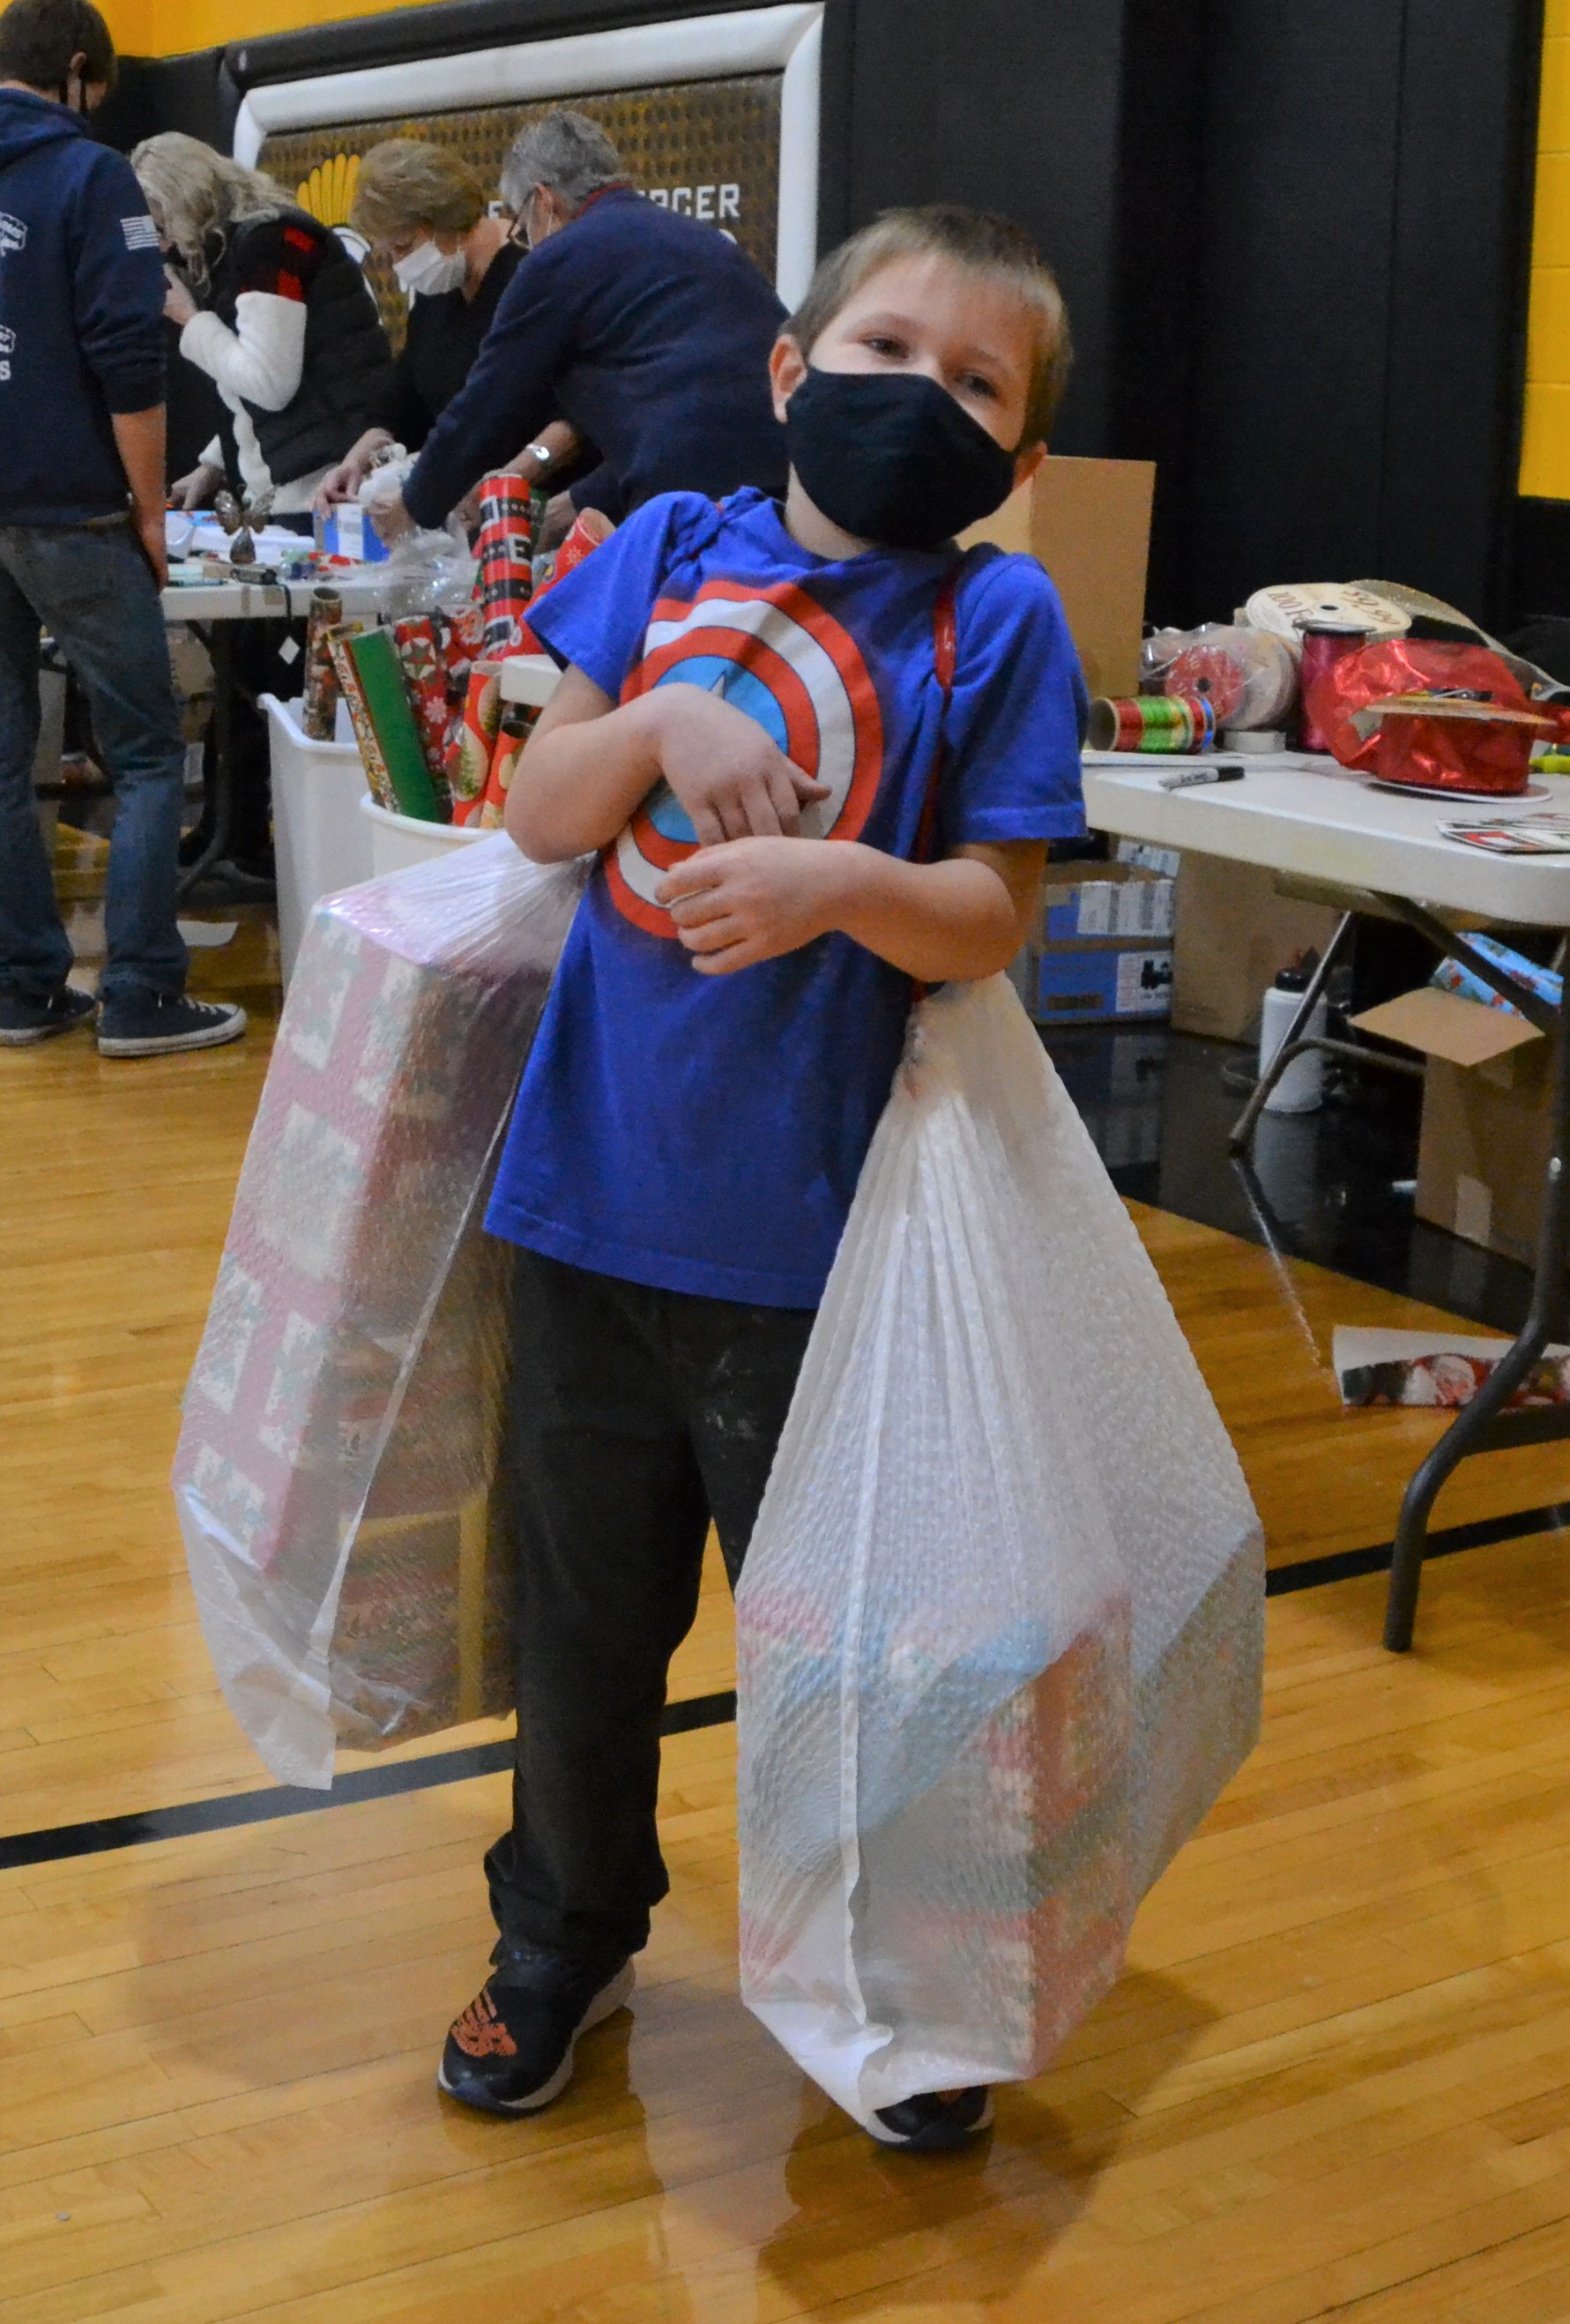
top-left (1040, 860), bottom-right (1176, 944)
top-left (958, 456), bottom-right (1155, 696)
top-left (1032, 944), bottom-right (1173, 1026)
top-left (1169, 855), bottom-right (1342, 1043)
top-left (1350, 985), bottom-right (1548, 1265)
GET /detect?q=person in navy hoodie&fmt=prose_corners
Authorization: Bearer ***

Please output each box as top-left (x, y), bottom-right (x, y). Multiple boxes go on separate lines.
top-left (0, 0), bottom-right (244, 1055)
top-left (388, 109), bottom-right (789, 546)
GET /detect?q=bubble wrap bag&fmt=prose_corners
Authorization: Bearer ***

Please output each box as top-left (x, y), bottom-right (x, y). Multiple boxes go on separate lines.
top-left (737, 974), bottom-right (1262, 2123)
top-left (174, 838), bottom-right (584, 1789)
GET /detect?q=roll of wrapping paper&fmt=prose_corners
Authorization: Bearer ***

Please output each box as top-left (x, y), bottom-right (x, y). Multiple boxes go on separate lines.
top-left (391, 615), bottom-right (454, 819)
top-left (301, 587), bottom-right (345, 741)
top-left (476, 702), bottom-right (541, 829)
top-left (336, 626), bottom-right (443, 822)
top-left (441, 603), bottom-right (487, 790)
top-left (450, 664), bottom-right (503, 824)
top-left (477, 472), bottom-right (536, 657)
top-left (328, 626), bottom-right (397, 811)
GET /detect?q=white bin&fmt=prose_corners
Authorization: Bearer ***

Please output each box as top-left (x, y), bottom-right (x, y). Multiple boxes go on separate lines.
top-left (359, 792), bottom-right (489, 878)
top-left (263, 693), bottom-right (375, 984)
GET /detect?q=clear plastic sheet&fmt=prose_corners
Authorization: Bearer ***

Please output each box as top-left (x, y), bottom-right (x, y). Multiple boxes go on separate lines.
top-left (173, 838), bottom-right (584, 1789)
top-left (736, 975), bottom-right (1263, 2122)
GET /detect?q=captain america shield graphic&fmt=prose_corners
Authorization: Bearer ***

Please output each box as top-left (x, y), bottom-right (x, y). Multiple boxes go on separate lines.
top-left (606, 578), bottom-right (885, 937)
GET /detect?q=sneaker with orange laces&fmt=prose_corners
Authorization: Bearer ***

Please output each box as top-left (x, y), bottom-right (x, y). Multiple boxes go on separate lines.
top-left (437, 1943), bottom-right (635, 2115)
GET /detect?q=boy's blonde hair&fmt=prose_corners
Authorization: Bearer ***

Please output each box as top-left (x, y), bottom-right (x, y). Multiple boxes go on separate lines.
top-left (786, 205), bottom-right (1072, 449)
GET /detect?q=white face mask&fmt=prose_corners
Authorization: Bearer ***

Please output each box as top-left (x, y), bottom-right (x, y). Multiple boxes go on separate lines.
top-left (393, 238), bottom-right (467, 298)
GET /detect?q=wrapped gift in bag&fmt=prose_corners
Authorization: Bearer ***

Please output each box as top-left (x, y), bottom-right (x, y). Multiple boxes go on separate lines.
top-left (737, 974), bottom-right (1263, 2124)
top-left (174, 838), bottom-right (584, 1788)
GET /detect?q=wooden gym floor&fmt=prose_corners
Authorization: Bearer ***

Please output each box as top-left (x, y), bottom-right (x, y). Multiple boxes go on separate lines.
top-left (4, 832), bottom-right (1570, 2320)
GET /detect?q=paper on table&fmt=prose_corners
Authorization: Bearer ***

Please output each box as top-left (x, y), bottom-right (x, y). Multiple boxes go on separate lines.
top-left (1439, 814), bottom-right (1570, 853)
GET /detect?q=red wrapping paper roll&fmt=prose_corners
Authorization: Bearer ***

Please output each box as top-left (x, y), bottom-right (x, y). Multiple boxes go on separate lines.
top-left (476, 472), bottom-right (536, 657)
top-left (450, 665), bottom-right (502, 824)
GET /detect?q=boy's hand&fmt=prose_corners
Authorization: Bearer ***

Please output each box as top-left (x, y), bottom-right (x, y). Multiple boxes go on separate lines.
top-left (658, 836), bottom-right (845, 972)
top-left (644, 683), bottom-right (830, 843)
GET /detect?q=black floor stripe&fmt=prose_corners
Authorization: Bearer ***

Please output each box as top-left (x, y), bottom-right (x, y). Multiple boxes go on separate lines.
top-left (0, 1689), bottom-right (737, 1873)
top-left (1266, 1501), bottom-right (1570, 1598)
top-left (6, 1497), bottom-right (1569, 1874)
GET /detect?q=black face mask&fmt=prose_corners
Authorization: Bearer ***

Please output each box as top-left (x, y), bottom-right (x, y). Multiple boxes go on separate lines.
top-left (784, 365), bottom-right (1018, 550)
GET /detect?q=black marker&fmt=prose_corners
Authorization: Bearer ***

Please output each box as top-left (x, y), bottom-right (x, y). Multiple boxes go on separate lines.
top-left (1157, 762), bottom-right (1246, 791)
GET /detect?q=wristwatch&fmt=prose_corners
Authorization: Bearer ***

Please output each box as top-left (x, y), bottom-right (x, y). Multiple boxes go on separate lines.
top-left (522, 443), bottom-right (553, 473)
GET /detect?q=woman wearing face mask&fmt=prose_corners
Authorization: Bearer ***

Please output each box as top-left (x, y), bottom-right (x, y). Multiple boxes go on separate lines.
top-left (316, 141), bottom-right (579, 512)
top-left (131, 132), bottom-right (393, 517)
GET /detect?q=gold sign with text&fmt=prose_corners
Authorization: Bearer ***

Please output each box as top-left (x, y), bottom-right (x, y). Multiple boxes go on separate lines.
top-left (261, 74), bottom-right (783, 344)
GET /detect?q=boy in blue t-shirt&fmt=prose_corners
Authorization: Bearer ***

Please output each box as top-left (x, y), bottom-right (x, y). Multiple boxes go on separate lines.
top-left (440, 205), bottom-right (1088, 2149)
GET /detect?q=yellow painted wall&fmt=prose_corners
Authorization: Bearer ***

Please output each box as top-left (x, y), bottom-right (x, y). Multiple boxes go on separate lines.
top-left (1522, 0), bottom-right (1570, 495)
top-left (102, 0), bottom-right (440, 59)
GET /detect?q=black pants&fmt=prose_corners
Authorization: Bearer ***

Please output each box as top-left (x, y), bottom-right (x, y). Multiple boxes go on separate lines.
top-left (487, 1248), bottom-right (816, 1967)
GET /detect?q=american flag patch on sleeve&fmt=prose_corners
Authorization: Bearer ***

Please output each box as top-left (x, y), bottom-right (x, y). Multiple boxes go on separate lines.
top-left (122, 214), bottom-right (160, 252)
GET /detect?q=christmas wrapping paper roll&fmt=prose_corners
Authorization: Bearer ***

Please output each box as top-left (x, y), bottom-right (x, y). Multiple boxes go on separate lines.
top-left (329, 626), bottom-right (398, 811)
top-left (301, 587), bottom-right (344, 741)
top-left (475, 704), bottom-right (541, 830)
top-left (450, 664), bottom-right (502, 825)
top-left (476, 472), bottom-right (536, 657)
top-left (344, 627), bottom-right (443, 823)
top-left (441, 604), bottom-right (487, 791)
top-left (391, 615), bottom-right (454, 819)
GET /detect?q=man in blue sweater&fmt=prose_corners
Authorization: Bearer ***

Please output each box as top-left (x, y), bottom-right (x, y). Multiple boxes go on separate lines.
top-left (0, 0), bottom-right (244, 1055)
top-left (396, 110), bottom-right (788, 540)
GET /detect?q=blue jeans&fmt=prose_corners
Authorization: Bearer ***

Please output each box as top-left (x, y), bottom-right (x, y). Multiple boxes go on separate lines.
top-left (0, 523), bottom-right (188, 1002)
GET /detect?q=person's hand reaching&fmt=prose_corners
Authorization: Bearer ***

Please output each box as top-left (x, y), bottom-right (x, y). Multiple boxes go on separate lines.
top-left (162, 265), bottom-right (197, 329)
top-left (314, 453), bottom-right (370, 513)
top-left (647, 684), bottom-right (830, 843)
top-left (169, 460), bottom-right (221, 511)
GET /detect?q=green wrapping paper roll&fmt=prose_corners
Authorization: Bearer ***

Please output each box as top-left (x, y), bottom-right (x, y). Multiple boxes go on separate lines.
top-left (340, 627), bottom-right (443, 823)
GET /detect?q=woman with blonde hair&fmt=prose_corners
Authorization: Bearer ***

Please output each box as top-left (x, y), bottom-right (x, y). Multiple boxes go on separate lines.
top-left (133, 130), bottom-right (391, 515)
top-left (317, 137), bottom-right (577, 510)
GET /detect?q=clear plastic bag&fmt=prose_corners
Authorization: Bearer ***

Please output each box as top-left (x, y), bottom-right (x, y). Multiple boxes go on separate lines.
top-left (736, 975), bottom-right (1263, 2122)
top-left (174, 838), bottom-right (584, 1788)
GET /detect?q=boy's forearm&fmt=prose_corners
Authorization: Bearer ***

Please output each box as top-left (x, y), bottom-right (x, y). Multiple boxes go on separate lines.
top-left (823, 845), bottom-right (1027, 982)
top-left (506, 694), bottom-right (665, 861)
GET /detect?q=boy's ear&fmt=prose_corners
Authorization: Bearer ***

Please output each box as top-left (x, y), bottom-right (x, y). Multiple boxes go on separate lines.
top-left (770, 334), bottom-right (808, 425)
top-left (1012, 442), bottom-right (1047, 491)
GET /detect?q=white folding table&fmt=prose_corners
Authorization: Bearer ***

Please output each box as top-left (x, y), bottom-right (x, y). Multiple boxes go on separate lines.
top-left (160, 570), bottom-right (391, 898)
top-left (1081, 751), bottom-right (1570, 1649)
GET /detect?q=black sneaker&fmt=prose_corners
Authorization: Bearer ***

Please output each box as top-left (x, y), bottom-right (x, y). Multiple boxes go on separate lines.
top-left (0, 985), bottom-right (97, 1047)
top-left (437, 1947), bottom-right (634, 2116)
top-left (97, 993), bottom-right (247, 1058)
top-left (867, 2088), bottom-right (994, 2150)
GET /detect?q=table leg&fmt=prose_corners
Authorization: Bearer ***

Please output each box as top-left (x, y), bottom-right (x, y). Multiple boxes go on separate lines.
top-left (1228, 912), bottom-right (1357, 1151)
top-left (175, 623), bottom-right (233, 904)
top-left (1384, 962), bottom-right (1570, 1650)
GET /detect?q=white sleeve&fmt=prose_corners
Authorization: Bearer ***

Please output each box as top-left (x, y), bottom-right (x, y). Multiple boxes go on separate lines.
top-left (181, 294), bottom-right (307, 414)
top-left (199, 435), bottom-right (223, 470)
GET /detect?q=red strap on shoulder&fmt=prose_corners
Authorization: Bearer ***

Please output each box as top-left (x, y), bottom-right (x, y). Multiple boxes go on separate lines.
top-left (915, 562), bottom-right (965, 865)
top-left (934, 566), bottom-right (960, 700)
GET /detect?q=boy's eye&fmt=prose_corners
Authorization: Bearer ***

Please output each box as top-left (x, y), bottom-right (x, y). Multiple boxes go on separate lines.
top-left (959, 372), bottom-right (999, 399)
top-left (862, 333), bottom-right (907, 358)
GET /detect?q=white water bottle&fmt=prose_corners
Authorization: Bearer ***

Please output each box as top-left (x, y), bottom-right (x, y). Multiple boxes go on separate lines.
top-left (1258, 970), bottom-right (1327, 1114)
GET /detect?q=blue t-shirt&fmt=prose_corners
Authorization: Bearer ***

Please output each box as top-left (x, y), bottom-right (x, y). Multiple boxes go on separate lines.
top-left (486, 488), bottom-right (1087, 1307)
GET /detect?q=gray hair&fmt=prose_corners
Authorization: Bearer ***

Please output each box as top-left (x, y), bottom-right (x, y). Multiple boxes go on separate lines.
top-left (500, 109), bottom-right (625, 216)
